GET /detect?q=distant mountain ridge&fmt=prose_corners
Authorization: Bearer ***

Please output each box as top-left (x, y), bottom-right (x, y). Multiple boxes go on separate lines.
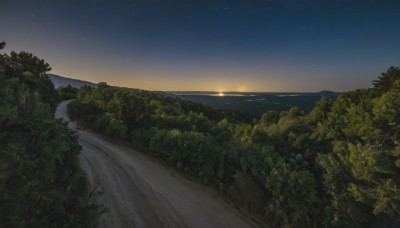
top-left (49, 74), bottom-right (96, 88)
top-left (317, 90), bottom-right (339, 94)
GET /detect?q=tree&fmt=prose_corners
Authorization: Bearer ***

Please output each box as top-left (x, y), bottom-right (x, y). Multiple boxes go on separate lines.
top-left (1, 49), bottom-right (59, 108)
top-left (0, 43), bottom-right (101, 226)
top-left (260, 110), bottom-right (280, 127)
top-left (58, 84), bottom-right (78, 100)
top-left (372, 66), bottom-right (400, 94)
top-left (67, 63), bottom-right (400, 227)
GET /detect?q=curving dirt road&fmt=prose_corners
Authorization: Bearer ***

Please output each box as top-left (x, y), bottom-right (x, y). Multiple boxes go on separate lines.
top-left (55, 101), bottom-right (262, 228)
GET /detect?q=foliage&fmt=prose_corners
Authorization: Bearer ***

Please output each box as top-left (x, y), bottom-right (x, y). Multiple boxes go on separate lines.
top-left (58, 84), bottom-right (78, 100)
top-left (0, 42), bottom-right (101, 227)
top-left (67, 50), bottom-right (400, 227)
top-left (68, 83), bottom-right (322, 227)
top-left (2, 49), bottom-right (60, 109)
top-left (319, 67), bottom-right (400, 227)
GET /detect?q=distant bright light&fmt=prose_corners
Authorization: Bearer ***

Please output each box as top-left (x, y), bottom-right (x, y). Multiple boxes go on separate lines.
top-left (218, 92), bottom-right (224, 96)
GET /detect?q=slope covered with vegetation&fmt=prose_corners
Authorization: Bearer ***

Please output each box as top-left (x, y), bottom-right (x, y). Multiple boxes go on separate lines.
top-left (68, 66), bottom-right (400, 227)
top-left (0, 42), bottom-right (101, 227)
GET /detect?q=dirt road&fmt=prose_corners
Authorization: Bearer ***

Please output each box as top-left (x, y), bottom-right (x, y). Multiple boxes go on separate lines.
top-left (55, 101), bottom-right (262, 228)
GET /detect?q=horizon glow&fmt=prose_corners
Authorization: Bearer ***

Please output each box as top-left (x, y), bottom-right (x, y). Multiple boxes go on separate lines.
top-left (1, 0), bottom-right (400, 92)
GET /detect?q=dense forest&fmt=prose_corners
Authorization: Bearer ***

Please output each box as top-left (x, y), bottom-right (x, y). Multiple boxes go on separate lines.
top-left (68, 66), bottom-right (400, 227)
top-left (0, 42), bottom-right (101, 227)
top-left (1, 39), bottom-right (398, 227)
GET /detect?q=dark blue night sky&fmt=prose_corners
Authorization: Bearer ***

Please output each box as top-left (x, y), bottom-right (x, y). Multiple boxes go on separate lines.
top-left (2, 0), bottom-right (400, 91)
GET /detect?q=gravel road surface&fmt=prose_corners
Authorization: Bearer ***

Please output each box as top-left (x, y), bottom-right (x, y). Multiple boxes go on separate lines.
top-left (56, 100), bottom-right (262, 228)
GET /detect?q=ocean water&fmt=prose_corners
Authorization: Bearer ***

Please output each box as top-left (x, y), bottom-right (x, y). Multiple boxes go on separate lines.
top-left (167, 91), bottom-right (340, 117)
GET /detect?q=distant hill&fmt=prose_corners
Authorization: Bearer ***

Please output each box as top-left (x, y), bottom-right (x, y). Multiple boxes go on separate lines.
top-left (49, 74), bottom-right (96, 88)
top-left (317, 90), bottom-right (339, 94)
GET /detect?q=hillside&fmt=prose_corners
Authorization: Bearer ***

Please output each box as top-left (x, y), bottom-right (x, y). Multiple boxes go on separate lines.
top-left (0, 43), bottom-right (100, 226)
top-left (68, 66), bottom-right (400, 227)
top-left (57, 100), bottom-right (262, 228)
top-left (49, 74), bottom-right (96, 88)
